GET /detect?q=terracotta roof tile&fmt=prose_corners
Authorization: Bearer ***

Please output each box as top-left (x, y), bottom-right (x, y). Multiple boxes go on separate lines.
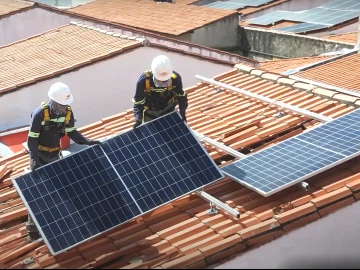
top-left (67, 0), bottom-right (238, 36)
top-left (0, 23), bottom-right (143, 94)
top-left (1, 66), bottom-right (360, 268)
top-left (323, 32), bottom-right (358, 44)
top-left (0, 0), bottom-right (33, 18)
top-left (296, 53), bottom-right (360, 92)
top-left (259, 55), bottom-right (333, 74)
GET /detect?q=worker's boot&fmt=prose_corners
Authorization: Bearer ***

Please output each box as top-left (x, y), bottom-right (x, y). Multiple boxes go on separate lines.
top-left (26, 222), bottom-right (41, 242)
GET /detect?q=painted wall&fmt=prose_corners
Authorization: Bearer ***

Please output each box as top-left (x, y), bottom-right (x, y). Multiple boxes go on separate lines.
top-left (0, 47), bottom-right (231, 132)
top-left (0, 8), bottom-right (69, 47)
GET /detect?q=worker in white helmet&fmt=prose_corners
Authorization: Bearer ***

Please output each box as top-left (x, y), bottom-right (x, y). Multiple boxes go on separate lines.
top-left (132, 55), bottom-right (188, 128)
top-left (26, 82), bottom-right (102, 242)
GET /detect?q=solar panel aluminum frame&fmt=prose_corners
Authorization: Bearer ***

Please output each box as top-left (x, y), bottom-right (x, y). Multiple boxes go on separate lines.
top-left (12, 111), bottom-right (225, 255)
top-left (221, 109), bottom-right (360, 197)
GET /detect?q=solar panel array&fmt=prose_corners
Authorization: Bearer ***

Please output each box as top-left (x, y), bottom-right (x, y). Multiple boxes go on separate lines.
top-left (204, 0), bottom-right (270, 10)
top-left (275, 22), bottom-right (328, 34)
top-left (247, 0), bottom-right (360, 33)
top-left (321, 0), bottom-right (360, 11)
top-left (13, 112), bottom-right (224, 255)
top-left (222, 108), bottom-right (360, 197)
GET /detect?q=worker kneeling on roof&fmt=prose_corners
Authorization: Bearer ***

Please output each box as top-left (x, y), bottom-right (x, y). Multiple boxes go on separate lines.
top-left (132, 55), bottom-right (188, 128)
top-left (26, 82), bottom-right (101, 242)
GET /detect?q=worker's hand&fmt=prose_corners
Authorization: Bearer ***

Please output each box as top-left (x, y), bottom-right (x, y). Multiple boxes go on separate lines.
top-left (30, 159), bottom-right (40, 172)
top-left (133, 120), bottom-right (142, 129)
top-left (88, 140), bottom-right (102, 146)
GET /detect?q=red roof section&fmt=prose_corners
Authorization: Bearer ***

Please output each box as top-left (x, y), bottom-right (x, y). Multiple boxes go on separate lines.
top-left (0, 0), bottom-right (33, 18)
top-left (296, 53), bottom-right (360, 92)
top-left (259, 55), bottom-right (333, 74)
top-left (0, 65), bottom-right (360, 269)
top-left (323, 32), bottom-right (358, 44)
top-left (67, 0), bottom-right (238, 36)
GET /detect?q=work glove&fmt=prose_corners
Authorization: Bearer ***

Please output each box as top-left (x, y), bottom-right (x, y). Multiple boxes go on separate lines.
top-left (133, 120), bottom-right (142, 129)
top-left (88, 140), bottom-right (102, 146)
top-left (30, 158), bottom-right (40, 172)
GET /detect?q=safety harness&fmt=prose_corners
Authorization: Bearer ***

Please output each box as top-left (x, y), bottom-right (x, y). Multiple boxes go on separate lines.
top-left (142, 70), bottom-right (178, 122)
top-left (144, 70), bottom-right (177, 92)
top-left (38, 102), bottom-right (72, 152)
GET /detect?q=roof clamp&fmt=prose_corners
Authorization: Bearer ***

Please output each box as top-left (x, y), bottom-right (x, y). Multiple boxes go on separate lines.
top-left (273, 101), bottom-right (286, 118)
top-left (208, 202), bottom-right (219, 215)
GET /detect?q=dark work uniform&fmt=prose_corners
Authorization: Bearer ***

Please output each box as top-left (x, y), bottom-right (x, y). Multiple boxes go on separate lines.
top-left (26, 102), bottom-right (92, 239)
top-left (132, 70), bottom-right (188, 122)
top-left (28, 103), bottom-right (91, 165)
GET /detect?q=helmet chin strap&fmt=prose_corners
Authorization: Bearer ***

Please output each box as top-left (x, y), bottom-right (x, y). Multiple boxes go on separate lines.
top-left (153, 75), bottom-right (171, 87)
top-left (49, 100), bottom-right (67, 115)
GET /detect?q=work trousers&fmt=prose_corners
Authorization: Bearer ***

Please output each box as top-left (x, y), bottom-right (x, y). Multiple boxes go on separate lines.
top-left (27, 151), bottom-right (62, 233)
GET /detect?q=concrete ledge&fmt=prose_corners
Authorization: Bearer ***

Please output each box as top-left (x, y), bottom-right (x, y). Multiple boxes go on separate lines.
top-left (240, 26), bottom-right (355, 59)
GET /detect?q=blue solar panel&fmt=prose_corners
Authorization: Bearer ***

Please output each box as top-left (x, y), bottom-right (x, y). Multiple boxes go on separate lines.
top-left (321, 0), bottom-right (360, 11)
top-left (13, 145), bottom-right (141, 255)
top-left (13, 112), bottom-right (224, 255)
top-left (247, 3), bottom-right (360, 27)
top-left (222, 109), bottom-right (360, 197)
top-left (205, 0), bottom-right (270, 10)
top-left (275, 23), bottom-right (328, 34)
top-left (102, 112), bottom-right (224, 212)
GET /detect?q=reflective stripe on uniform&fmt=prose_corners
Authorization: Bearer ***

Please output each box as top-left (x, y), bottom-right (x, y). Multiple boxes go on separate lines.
top-left (50, 117), bottom-right (66, 123)
top-left (28, 132), bottom-right (40, 138)
top-left (133, 98), bottom-right (146, 105)
top-left (174, 92), bottom-right (187, 97)
top-left (65, 127), bottom-right (76, 132)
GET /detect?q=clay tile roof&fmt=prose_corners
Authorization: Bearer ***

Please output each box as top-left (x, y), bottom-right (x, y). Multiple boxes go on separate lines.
top-left (323, 32), bottom-right (358, 44)
top-left (0, 0), bottom-right (33, 18)
top-left (0, 22), bottom-right (143, 94)
top-left (259, 55), bottom-right (333, 74)
top-left (67, 0), bottom-right (238, 36)
top-left (1, 65), bottom-right (360, 269)
top-left (296, 52), bottom-right (360, 92)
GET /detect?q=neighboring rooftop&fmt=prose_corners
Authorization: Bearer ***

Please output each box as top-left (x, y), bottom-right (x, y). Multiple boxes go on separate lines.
top-left (0, 0), bottom-right (33, 18)
top-left (1, 64), bottom-right (360, 269)
top-left (194, 0), bottom-right (291, 16)
top-left (259, 55), bottom-right (332, 74)
top-left (0, 23), bottom-right (144, 94)
top-left (242, 0), bottom-right (360, 35)
top-left (67, 0), bottom-right (238, 36)
top-left (295, 52), bottom-right (360, 92)
top-left (323, 31), bottom-right (358, 44)
top-left (239, 0), bottom-right (290, 15)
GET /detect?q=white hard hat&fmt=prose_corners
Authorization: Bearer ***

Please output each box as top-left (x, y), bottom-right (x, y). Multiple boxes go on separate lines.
top-left (48, 82), bottom-right (74, 105)
top-left (151, 55), bottom-right (173, 81)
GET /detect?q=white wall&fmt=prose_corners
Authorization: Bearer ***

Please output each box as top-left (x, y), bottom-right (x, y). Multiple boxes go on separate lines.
top-left (0, 8), bottom-right (69, 47)
top-left (0, 47), bottom-right (231, 132)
